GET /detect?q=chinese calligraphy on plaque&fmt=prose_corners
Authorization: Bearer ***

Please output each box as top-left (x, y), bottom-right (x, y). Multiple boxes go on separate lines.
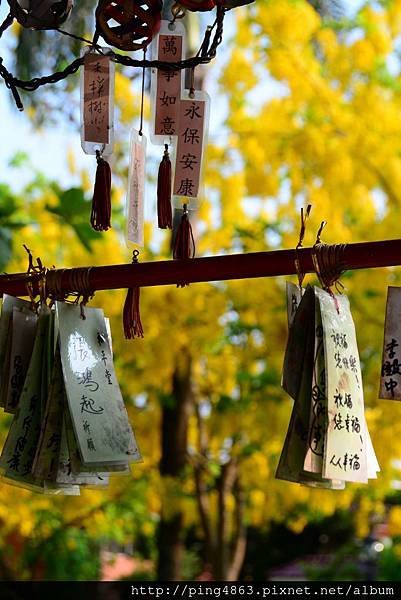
top-left (315, 288), bottom-right (368, 483)
top-left (380, 287), bottom-right (401, 400)
top-left (83, 52), bottom-right (112, 146)
top-left (174, 94), bottom-right (208, 199)
top-left (277, 285), bottom-right (379, 488)
top-left (154, 33), bottom-right (183, 138)
top-left (126, 131), bottom-right (146, 247)
top-left (0, 292), bottom-right (142, 494)
top-left (57, 302), bottom-right (141, 466)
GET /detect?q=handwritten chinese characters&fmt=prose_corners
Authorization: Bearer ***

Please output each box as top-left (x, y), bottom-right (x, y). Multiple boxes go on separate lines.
top-left (303, 302), bottom-right (326, 474)
top-left (174, 98), bottom-right (206, 199)
top-left (127, 132), bottom-right (146, 246)
top-left (57, 302), bottom-right (141, 466)
top-left (32, 349), bottom-right (65, 482)
top-left (0, 294), bottom-right (139, 494)
top-left (277, 285), bottom-right (378, 488)
top-left (380, 287), bottom-right (401, 400)
top-left (83, 53), bottom-right (111, 145)
top-left (154, 35), bottom-right (183, 137)
top-left (315, 288), bottom-right (368, 483)
top-left (4, 308), bottom-right (38, 414)
top-left (0, 307), bottom-right (51, 490)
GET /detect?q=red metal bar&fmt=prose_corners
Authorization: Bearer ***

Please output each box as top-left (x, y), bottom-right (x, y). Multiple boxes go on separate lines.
top-left (0, 238), bottom-right (400, 297)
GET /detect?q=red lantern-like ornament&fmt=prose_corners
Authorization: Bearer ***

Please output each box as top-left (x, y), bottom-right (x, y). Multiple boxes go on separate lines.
top-left (8, 0), bottom-right (73, 29)
top-left (96, 0), bottom-right (162, 51)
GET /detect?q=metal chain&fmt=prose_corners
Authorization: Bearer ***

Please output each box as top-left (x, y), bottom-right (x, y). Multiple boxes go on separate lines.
top-left (0, 6), bottom-right (225, 109)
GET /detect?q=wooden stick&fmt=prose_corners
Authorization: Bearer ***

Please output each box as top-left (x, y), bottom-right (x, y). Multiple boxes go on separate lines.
top-left (0, 238), bottom-right (400, 297)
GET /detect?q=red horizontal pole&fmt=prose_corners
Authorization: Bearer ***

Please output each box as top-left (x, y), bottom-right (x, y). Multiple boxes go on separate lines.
top-left (0, 238), bottom-right (400, 297)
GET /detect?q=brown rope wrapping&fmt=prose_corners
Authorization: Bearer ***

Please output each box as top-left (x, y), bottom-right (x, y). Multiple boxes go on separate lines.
top-left (46, 268), bottom-right (67, 302)
top-left (69, 267), bottom-right (94, 318)
top-left (312, 243), bottom-right (347, 293)
top-left (47, 267), bottom-right (94, 318)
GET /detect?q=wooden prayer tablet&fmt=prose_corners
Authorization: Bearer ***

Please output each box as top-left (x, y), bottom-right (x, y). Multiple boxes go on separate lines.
top-left (380, 287), bottom-right (401, 400)
top-left (150, 21), bottom-right (186, 150)
top-left (82, 52), bottom-right (112, 146)
top-left (126, 130), bottom-right (146, 247)
top-left (57, 302), bottom-right (142, 467)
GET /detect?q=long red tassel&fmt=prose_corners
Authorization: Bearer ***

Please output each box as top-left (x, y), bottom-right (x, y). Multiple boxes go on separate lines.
top-left (157, 144), bottom-right (172, 229)
top-left (173, 204), bottom-right (195, 260)
top-left (91, 151), bottom-right (112, 231)
top-left (123, 287), bottom-right (144, 339)
top-left (123, 251), bottom-right (144, 339)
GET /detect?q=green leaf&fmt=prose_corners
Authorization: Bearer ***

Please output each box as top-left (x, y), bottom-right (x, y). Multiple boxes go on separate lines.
top-left (46, 187), bottom-right (101, 251)
top-left (8, 151), bottom-right (30, 169)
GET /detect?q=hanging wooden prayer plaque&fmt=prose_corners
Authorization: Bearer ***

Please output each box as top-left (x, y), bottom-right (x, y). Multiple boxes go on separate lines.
top-left (276, 314), bottom-right (315, 484)
top-left (3, 308), bottom-right (38, 414)
top-left (151, 20), bottom-right (185, 144)
top-left (0, 295), bottom-right (34, 397)
top-left (0, 295), bottom-right (142, 495)
top-left (278, 285), bottom-right (379, 489)
top-left (57, 302), bottom-right (141, 467)
top-left (126, 130), bottom-right (146, 247)
top-left (276, 311), bottom-right (344, 489)
top-left (32, 347), bottom-right (64, 482)
top-left (380, 286), bottom-right (401, 400)
top-left (303, 295), bottom-right (326, 475)
top-left (81, 47), bottom-right (115, 156)
top-left (315, 288), bottom-right (368, 483)
top-left (173, 90), bottom-right (210, 204)
top-left (60, 405), bottom-right (110, 486)
top-left (282, 285), bottom-right (315, 401)
top-left (0, 306), bottom-right (51, 491)
top-left (285, 281), bottom-right (303, 329)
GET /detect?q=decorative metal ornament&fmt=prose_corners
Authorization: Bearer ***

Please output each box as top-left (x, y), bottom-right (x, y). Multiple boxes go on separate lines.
top-left (95, 0), bottom-right (162, 52)
top-left (8, 0), bottom-right (73, 30)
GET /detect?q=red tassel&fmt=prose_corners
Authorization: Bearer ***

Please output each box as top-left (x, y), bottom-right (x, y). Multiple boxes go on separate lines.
top-left (91, 151), bottom-right (112, 231)
top-left (123, 250), bottom-right (144, 339)
top-left (173, 204), bottom-right (195, 260)
top-left (157, 144), bottom-right (172, 229)
top-left (123, 286), bottom-right (144, 339)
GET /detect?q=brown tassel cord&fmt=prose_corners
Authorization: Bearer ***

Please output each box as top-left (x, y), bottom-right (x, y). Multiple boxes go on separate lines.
top-left (91, 150), bottom-right (112, 231)
top-left (173, 204), bottom-right (195, 260)
top-left (157, 144), bottom-right (172, 229)
top-left (123, 250), bottom-right (144, 339)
